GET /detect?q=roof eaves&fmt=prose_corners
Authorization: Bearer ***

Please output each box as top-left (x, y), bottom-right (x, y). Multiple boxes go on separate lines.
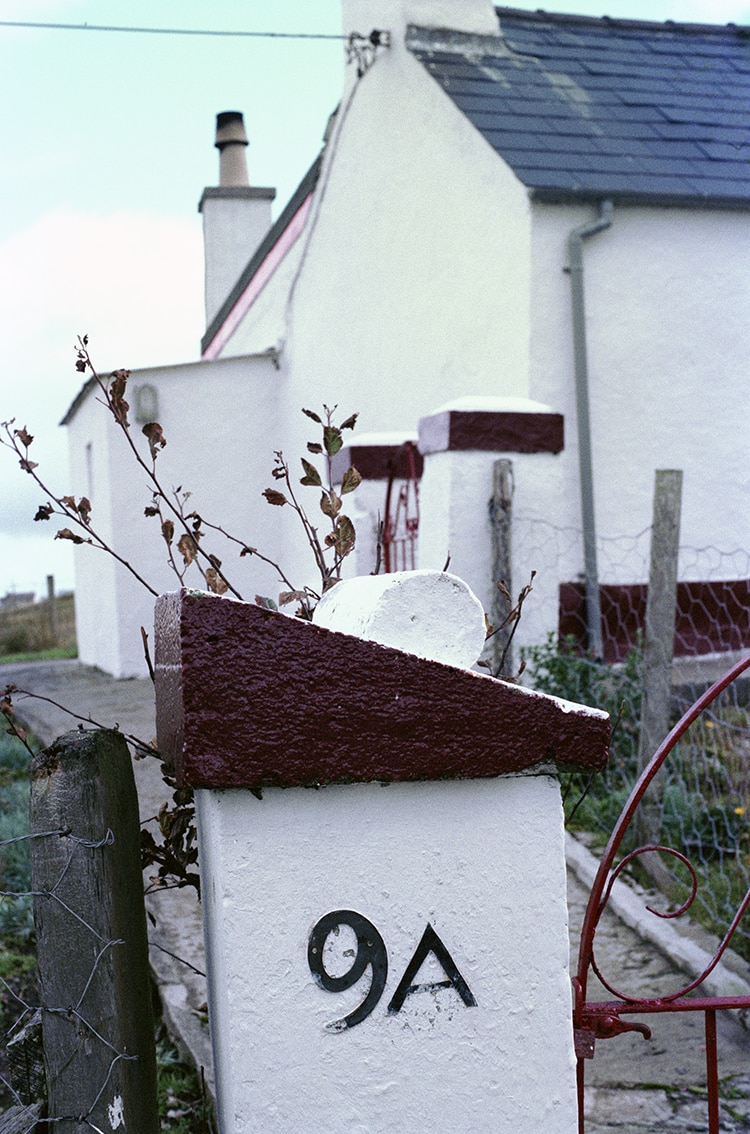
top-left (528, 185), bottom-right (750, 210)
top-left (61, 350), bottom-right (282, 427)
top-left (60, 375), bottom-right (97, 427)
top-left (200, 152), bottom-right (323, 357)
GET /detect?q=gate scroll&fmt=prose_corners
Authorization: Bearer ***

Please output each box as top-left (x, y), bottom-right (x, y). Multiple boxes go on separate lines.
top-left (573, 652), bottom-right (750, 1134)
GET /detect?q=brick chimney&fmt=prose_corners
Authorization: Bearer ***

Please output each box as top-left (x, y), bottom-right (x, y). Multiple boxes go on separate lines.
top-left (198, 111), bottom-right (276, 329)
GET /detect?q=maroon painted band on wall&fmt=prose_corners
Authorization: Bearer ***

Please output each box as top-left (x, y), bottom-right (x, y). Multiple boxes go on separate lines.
top-left (154, 590), bottom-right (609, 790)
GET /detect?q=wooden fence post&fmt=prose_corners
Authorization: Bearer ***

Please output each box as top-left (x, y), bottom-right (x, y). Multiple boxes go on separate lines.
top-left (489, 458), bottom-right (514, 677)
top-left (46, 575), bottom-right (57, 647)
top-left (30, 729), bottom-right (159, 1134)
top-left (635, 469), bottom-right (683, 864)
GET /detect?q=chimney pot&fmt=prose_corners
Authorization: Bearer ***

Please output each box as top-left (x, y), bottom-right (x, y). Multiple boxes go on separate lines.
top-left (215, 110), bottom-right (249, 187)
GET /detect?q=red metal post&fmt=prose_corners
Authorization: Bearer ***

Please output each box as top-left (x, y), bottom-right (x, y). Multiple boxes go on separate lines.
top-left (705, 1009), bottom-right (719, 1134)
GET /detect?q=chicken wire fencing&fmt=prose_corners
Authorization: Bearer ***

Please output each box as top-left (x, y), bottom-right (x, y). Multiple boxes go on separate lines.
top-left (518, 526), bottom-right (750, 962)
top-left (0, 826), bottom-right (140, 1131)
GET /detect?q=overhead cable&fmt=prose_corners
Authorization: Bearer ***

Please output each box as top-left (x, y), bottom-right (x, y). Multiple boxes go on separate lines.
top-left (0, 19), bottom-right (345, 40)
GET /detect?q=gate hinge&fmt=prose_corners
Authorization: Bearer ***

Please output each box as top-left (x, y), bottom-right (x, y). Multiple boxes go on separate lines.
top-left (580, 1009), bottom-right (652, 1045)
top-left (574, 1027), bottom-right (596, 1060)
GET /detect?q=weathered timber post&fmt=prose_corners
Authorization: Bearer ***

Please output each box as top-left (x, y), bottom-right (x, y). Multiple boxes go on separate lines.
top-left (155, 576), bottom-right (610, 1134)
top-left (46, 574), bottom-right (57, 646)
top-left (489, 458), bottom-right (514, 676)
top-left (30, 729), bottom-right (159, 1134)
top-left (634, 469), bottom-right (683, 863)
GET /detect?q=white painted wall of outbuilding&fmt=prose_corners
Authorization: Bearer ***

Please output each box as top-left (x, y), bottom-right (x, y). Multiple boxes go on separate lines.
top-left (67, 354), bottom-right (284, 676)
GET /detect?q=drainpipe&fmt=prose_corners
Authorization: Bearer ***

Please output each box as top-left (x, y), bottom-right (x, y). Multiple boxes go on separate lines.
top-left (567, 199), bottom-right (613, 660)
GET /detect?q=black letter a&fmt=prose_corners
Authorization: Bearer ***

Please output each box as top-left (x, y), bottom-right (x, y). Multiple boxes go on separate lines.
top-left (387, 924), bottom-right (477, 1014)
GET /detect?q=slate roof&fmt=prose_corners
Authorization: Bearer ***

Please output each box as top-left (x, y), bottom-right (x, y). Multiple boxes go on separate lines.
top-left (407, 8), bottom-right (750, 207)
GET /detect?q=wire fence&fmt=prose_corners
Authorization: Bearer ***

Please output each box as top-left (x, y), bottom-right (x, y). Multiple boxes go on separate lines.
top-left (520, 529), bottom-right (750, 961)
top-left (0, 823), bottom-right (154, 1133)
top-left (0, 729), bottom-right (160, 1133)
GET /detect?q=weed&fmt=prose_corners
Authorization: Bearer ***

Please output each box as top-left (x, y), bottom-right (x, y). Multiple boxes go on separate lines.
top-left (156, 1027), bottom-right (215, 1133)
top-left (524, 635), bottom-right (750, 960)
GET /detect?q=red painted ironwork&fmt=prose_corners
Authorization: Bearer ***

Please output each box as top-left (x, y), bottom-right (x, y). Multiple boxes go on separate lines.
top-left (573, 651), bottom-right (750, 1133)
top-left (382, 441), bottom-right (420, 573)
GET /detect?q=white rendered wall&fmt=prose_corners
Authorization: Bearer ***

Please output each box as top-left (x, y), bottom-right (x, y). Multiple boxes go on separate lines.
top-left (67, 390), bottom-right (124, 676)
top-left (224, 21), bottom-right (533, 432)
top-left (527, 202), bottom-right (750, 588)
top-left (65, 354), bottom-right (283, 676)
top-left (197, 773), bottom-right (577, 1133)
top-left (201, 193), bottom-right (274, 328)
top-left (343, 0), bottom-right (500, 43)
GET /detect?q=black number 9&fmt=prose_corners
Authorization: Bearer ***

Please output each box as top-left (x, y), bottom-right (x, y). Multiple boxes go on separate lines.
top-left (308, 910), bottom-right (388, 1031)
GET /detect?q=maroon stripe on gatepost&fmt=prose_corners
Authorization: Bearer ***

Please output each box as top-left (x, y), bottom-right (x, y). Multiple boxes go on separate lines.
top-left (419, 410), bottom-right (564, 454)
top-left (154, 590), bottom-right (609, 790)
top-left (331, 442), bottom-right (423, 482)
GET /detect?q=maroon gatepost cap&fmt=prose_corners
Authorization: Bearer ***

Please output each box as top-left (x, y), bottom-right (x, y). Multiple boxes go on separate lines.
top-left (154, 590), bottom-right (610, 790)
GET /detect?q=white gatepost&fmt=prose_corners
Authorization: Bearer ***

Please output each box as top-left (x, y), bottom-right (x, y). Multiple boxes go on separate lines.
top-left (417, 396), bottom-right (566, 657)
top-left (155, 573), bottom-right (609, 1133)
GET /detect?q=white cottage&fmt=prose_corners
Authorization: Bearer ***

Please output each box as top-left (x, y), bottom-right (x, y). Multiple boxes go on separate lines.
top-left (64, 0), bottom-right (750, 677)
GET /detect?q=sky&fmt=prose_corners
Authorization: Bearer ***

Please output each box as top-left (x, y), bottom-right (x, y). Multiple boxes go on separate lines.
top-left (1, 0), bottom-right (748, 600)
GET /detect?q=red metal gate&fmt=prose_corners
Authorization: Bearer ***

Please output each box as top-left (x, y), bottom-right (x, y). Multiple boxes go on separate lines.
top-left (573, 652), bottom-right (750, 1133)
top-left (382, 441), bottom-right (420, 573)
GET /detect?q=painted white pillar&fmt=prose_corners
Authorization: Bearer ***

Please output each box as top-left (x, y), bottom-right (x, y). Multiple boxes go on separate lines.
top-left (155, 580), bottom-right (609, 1134)
top-left (417, 396), bottom-right (566, 662)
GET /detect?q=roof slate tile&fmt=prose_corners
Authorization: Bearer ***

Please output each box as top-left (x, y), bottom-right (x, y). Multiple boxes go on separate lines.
top-left (407, 8), bottom-right (750, 206)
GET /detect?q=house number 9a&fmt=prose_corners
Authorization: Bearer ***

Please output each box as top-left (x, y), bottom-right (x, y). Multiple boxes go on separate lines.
top-left (308, 910), bottom-right (476, 1032)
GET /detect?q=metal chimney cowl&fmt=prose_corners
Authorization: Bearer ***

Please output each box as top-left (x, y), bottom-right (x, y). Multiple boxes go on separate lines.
top-left (215, 110), bottom-right (249, 187)
top-left (198, 110), bottom-right (276, 329)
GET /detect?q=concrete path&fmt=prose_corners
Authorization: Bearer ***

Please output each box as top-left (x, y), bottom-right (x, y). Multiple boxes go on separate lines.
top-left (3, 658), bottom-right (749, 1131)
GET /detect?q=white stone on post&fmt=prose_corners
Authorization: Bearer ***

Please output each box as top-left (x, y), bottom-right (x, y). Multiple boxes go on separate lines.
top-left (154, 578), bottom-right (609, 1134)
top-left (313, 569), bottom-right (486, 668)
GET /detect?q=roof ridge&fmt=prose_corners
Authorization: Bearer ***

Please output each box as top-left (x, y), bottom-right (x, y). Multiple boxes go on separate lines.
top-left (495, 6), bottom-right (750, 35)
top-left (406, 24), bottom-right (524, 60)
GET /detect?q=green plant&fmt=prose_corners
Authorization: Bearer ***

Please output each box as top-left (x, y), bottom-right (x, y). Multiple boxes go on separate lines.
top-left (156, 1027), bottom-right (214, 1133)
top-left (0, 732), bottom-right (35, 940)
top-left (1, 628), bottom-right (30, 655)
top-left (522, 633), bottom-right (643, 833)
top-left (0, 645), bottom-right (77, 665)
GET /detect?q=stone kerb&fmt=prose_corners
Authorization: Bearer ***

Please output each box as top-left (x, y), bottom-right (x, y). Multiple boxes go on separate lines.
top-left (154, 576), bottom-right (609, 1134)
